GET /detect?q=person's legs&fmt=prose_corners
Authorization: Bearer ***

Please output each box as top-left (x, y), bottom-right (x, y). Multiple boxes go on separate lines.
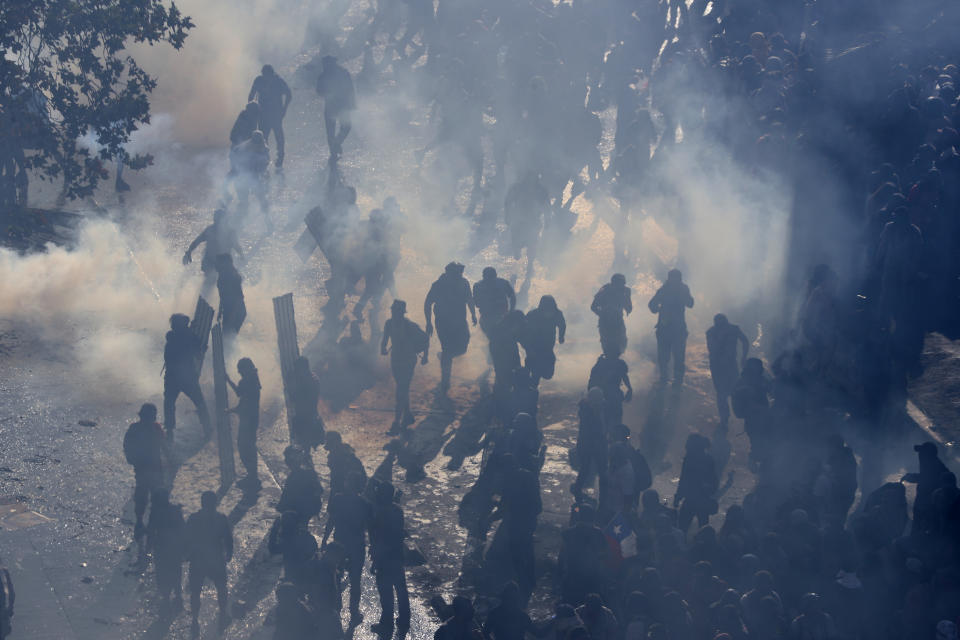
top-left (375, 568), bottom-right (394, 631)
top-left (573, 445), bottom-right (598, 495)
top-left (163, 379), bottom-right (180, 433)
top-left (171, 562), bottom-right (183, 603)
top-left (395, 568), bottom-right (410, 629)
top-left (238, 426), bottom-right (258, 480)
top-left (656, 330), bottom-right (671, 383)
top-left (324, 110), bottom-right (337, 153)
top-left (347, 546), bottom-right (364, 621)
top-left (213, 570), bottom-right (229, 624)
top-left (716, 386), bottom-right (730, 426)
top-left (674, 331), bottom-right (688, 384)
top-left (396, 368), bottom-right (413, 426)
top-left (189, 566), bottom-right (204, 630)
top-left (440, 349), bottom-right (453, 393)
top-left (182, 380), bottom-right (212, 436)
top-left (263, 116), bottom-right (285, 167)
top-left (336, 111), bottom-right (352, 148)
top-left (133, 475), bottom-right (149, 537)
top-left (512, 534), bottom-right (536, 605)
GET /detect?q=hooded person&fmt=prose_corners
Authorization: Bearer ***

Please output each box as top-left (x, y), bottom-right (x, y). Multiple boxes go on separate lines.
top-left (522, 294), bottom-right (566, 385)
top-left (424, 262), bottom-right (476, 394)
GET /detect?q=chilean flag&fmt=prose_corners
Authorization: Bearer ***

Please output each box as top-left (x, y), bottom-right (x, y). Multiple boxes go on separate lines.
top-left (604, 511), bottom-right (638, 566)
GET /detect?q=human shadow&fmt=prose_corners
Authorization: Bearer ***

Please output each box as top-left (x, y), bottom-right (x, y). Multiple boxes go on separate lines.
top-left (639, 384), bottom-right (684, 471)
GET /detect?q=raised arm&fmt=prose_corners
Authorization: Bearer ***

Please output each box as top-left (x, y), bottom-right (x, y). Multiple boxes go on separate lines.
top-left (183, 227), bottom-right (209, 264)
top-left (557, 310), bottom-right (566, 344)
top-left (506, 282), bottom-right (516, 312)
top-left (247, 76), bottom-right (259, 103)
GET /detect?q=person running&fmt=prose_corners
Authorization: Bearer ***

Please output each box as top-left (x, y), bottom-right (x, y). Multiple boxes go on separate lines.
top-left (381, 299), bottom-right (429, 434)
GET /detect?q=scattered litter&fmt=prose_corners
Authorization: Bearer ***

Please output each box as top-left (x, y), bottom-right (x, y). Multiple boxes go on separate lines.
top-left (78, 420), bottom-right (97, 427)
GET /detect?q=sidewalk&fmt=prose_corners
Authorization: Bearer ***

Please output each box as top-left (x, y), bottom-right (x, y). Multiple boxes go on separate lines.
top-left (0, 525), bottom-right (78, 640)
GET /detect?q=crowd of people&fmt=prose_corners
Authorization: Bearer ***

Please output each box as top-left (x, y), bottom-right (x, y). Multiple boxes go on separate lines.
top-left (108, 0), bottom-right (960, 638)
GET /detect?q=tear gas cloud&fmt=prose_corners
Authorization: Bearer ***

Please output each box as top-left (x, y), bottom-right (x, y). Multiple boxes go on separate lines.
top-left (10, 0), bottom-right (856, 407)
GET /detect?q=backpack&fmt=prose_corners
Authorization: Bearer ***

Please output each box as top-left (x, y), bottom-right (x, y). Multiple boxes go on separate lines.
top-left (408, 320), bottom-right (429, 354)
top-left (123, 424), bottom-right (148, 468)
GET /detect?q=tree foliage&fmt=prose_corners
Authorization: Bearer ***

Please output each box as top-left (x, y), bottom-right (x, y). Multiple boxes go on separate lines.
top-left (0, 0), bottom-right (193, 202)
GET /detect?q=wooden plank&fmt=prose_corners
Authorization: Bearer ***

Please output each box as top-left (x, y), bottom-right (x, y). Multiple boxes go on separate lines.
top-left (212, 324), bottom-right (236, 487)
top-left (190, 296), bottom-right (215, 377)
top-left (273, 293), bottom-right (300, 440)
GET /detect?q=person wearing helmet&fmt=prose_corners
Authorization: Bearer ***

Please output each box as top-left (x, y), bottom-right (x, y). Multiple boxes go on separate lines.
top-left (380, 299), bottom-right (430, 434)
top-left (591, 274), bottom-right (632, 357)
top-left (247, 64), bottom-right (292, 168)
top-left (648, 269), bottom-right (694, 385)
top-left (423, 262), bottom-right (476, 394)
